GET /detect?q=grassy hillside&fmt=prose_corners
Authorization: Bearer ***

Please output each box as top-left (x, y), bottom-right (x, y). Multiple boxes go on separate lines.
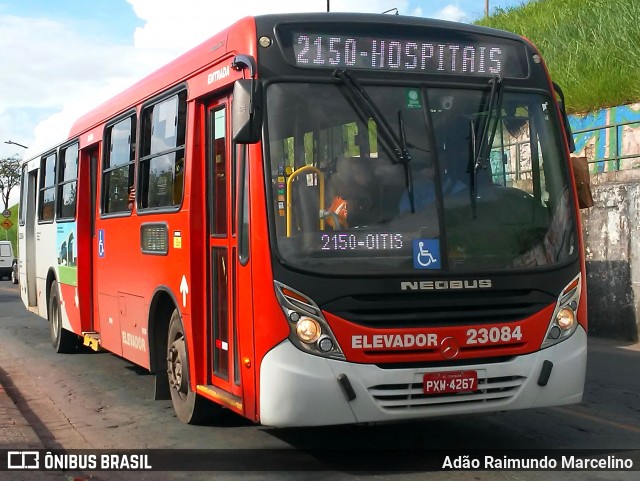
top-left (476, 0), bottom-right (640, 114)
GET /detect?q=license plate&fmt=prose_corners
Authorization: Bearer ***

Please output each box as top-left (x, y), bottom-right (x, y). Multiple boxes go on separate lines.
top-left (423, 370), bottom-right (478, 395)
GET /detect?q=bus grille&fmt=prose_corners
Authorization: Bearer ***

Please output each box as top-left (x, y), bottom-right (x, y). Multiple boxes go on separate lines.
top-left (368, 375), bottom-right (526, 410)
top-left (322, 290), bottom-right (555, 328)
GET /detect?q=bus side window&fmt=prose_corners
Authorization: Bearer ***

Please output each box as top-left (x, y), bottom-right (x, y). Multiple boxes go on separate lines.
top-left (103, 116), bottom-right (136, 214)
top-left (139, 91), bottom-right (187, 209)
top-left (38, 152), bottom-right (57, 222)
top-left (57, 142), bottom-right (79, 220)
top-left (173, 157), bottom-right (184, 205)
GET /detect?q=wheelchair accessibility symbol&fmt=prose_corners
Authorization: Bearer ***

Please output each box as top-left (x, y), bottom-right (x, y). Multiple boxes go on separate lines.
top-left (413, 239), bottom-right (441, 269)
top-left (98, 229), bottom-right (105, 258)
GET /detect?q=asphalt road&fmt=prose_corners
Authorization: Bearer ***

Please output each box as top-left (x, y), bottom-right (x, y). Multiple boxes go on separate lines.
top-left (0, 281), bottom-right (639, 480)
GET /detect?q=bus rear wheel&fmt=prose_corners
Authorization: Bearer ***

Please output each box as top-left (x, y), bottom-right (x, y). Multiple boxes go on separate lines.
top-left (49, 281), bottom-right (78, 353)
top-left (167, 310), bottom-right (218, 424)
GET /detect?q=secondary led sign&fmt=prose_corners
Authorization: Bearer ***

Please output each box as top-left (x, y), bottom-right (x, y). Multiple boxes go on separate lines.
top-left (320, 232), bottom-right (405, 252)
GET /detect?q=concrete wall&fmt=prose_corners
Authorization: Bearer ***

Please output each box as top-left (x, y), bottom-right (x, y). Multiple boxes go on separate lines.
top-left (570, 104), bottom-right (640, 341)
top-left (579, 169), bottom-right (640, 341)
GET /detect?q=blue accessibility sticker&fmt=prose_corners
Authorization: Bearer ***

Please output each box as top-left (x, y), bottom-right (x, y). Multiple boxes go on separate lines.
top-left (413, 239), bottom-right (441, 269)
top-left (98, 229), bottom-right (105, 258)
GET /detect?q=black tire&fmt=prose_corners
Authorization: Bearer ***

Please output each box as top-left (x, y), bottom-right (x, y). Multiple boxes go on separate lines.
top-left (11, 269), bottom-right (18, 285)
top-left (49, 281), bottom-right (78, 353)
top-left (167, 310), bottom-right (219, 424)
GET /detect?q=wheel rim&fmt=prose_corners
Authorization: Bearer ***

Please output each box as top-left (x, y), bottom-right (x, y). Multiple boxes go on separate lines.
top-left (50, 299), bottom-right (60, 342)
top-left (167, 334), bottom-right (188, 399)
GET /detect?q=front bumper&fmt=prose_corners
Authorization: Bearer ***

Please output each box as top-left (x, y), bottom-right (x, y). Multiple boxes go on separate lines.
top-left (259, 326), bottom-right (586, 427)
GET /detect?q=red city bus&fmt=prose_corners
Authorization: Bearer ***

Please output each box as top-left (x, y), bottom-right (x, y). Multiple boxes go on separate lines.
top-left (18, 13), bottom-right (587, 427)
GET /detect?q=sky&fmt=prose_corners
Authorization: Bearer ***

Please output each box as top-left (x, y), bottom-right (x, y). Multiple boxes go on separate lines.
top-left (0, 0), bottom-right (527, 204)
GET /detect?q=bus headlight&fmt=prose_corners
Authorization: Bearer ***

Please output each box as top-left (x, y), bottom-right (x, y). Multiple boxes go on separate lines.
top-left (296, 316), bottom-right (321, 343)
top-left (541, 275), bottom-right (581, 349)
top-left (556, 308), bottom-right (575, 331)
top-left (274, 281), bottom-right (345, 360)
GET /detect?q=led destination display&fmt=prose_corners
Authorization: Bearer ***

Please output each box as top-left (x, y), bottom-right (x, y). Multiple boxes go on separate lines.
top-left (292, 32), bottom-right (527, 77)
top-left (320, 232), bottom-right (405, 252)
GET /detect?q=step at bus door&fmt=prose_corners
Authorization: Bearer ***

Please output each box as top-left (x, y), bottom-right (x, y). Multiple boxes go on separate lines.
top-left (207, 100), bottom-right (242, 402)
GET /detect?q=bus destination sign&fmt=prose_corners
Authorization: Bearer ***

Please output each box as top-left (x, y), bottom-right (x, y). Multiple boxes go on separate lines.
top-left (292, 32), bottom-right (527, 78)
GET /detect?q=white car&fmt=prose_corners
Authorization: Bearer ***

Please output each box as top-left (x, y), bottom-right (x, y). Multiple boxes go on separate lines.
top-left (0, 240), bottom-right (14, 281)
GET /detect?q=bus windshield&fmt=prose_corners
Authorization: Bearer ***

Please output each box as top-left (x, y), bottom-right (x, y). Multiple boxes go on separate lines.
top-left (266, 81), bottom-right (577, 274)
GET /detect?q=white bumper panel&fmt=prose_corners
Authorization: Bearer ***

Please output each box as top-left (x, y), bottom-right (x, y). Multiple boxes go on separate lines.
top-left (259, 327), bottom-right (586, 427)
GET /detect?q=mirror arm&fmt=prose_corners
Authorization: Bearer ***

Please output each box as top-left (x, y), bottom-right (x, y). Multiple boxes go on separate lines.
top-left (231, 55), bottom-right (262, 144)
top-left (232, 55), bottom-right (258, 122)
top-left (232, 54), bottom-right (256, 78)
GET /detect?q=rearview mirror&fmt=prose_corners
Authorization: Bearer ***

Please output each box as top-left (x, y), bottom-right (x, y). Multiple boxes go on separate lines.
top-left (232, 79), bottom-right (263, 144)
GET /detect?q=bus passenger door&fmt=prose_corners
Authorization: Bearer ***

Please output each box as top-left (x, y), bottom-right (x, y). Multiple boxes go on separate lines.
top-left (76, 145), bottom-right (99, 335)
top-left (206, 100), bottom-right (242, 401)
top-left (24, 168), bottom-right (38, 307)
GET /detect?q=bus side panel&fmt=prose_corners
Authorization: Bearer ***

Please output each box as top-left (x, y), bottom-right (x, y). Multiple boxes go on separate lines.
top-left (234, 143), bottom-right (261, 422)
top-left (97, 293), bottom-right (123, 355)
top-left (58, 282), bottom-right (81, 333)
top-left (236, 251), bottom-right (256, 420)
top-left (35, 223), bottom-right (60, 317)
top-left (55, 222), bottom-right (81, 334)
top-left (246, 141), bottom-right (289, 422)
top-left (93, 210), bottom-right (191, 368)
top-left (119, 293), bottom-right (150, 368)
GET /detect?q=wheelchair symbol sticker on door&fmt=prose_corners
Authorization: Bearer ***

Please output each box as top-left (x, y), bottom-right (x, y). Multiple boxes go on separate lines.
top-left (98, 229), bottom-right (105, 258)
top-left (413, 239), bottom-right (441, 269)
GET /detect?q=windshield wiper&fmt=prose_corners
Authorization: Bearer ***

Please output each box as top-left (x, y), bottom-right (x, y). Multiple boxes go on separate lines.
top-left (471, 75), bottom-right (504, 217)
top-left (397, 110), bottom-right (415, 212)
top-left (333, 70), bottom-right (410, 164)
top-left (333, 69), bottom-right (416, 212)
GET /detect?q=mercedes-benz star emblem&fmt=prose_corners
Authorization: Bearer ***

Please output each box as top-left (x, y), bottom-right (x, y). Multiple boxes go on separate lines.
top-left (439, 337), bottom-right (460, 359)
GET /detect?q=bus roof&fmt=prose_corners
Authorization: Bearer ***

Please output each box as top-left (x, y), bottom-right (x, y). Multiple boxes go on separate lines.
top-left (255, 12), bottom-right (523, 41)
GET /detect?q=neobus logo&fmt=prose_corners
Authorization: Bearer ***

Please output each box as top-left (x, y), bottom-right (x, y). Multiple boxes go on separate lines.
top-left (400, 279), bottom-right (492, 291)
top-left (207, 66), bottom-right (230, 85)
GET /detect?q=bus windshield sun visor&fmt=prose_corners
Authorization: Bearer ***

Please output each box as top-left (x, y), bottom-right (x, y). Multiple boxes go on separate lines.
top-left (332, 69), bottom-right (416, 212)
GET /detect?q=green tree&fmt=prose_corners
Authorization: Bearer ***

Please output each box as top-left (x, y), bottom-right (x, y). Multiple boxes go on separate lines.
top-left (0, 155), bottom-right (21, 211)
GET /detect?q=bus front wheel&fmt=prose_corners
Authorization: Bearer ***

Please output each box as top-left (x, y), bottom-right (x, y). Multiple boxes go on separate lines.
top-left (48, 281), bottom-right (78, 353)
top-left (167, 310), bottom-right (218, 424)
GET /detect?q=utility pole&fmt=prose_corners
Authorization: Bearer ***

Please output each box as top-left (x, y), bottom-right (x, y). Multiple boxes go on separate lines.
top-left (485, 0), bottom-right (489, 17)
top-left (327, 1), bottom-right (330, 12)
